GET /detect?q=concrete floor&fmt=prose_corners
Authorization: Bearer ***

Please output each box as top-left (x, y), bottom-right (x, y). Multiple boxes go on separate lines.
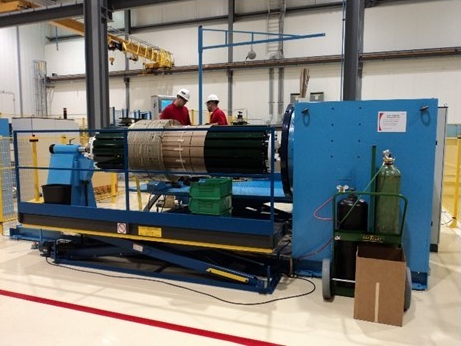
top-left (0, 213), bottom-right (460, 346)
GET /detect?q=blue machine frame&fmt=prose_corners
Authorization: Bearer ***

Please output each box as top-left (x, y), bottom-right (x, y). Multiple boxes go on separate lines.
top-left (292, 99), bottom-right (439, 289)
top-left (11, 126), bottom-right (286, 293)
top-left (11, 99), bottom-right (440, 292)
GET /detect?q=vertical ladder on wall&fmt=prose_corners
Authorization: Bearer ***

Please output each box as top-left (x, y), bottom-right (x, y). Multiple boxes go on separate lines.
top-left (266, 0), bottom-right (286, 59)
top-left (33, 60), bottom-right (47, 117)
top-left (266, 0), bottom-right (286, 124)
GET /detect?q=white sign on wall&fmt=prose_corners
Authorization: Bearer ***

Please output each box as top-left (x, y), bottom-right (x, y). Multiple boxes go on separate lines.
top-left (377, 111), bottom-right (407, 132)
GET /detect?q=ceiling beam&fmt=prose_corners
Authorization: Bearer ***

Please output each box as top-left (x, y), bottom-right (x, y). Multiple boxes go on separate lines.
top-left (46, 46), bottom-right (461, 82)
top-left (0, 2), bottom-right (82, 28)
top-left (0, 0), bottom-right (184, 29)
top-left (108, 0), bottom-right (184, 11)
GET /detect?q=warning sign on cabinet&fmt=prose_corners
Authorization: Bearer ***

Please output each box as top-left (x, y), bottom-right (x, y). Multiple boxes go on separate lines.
top-left (377, 111), bottom-right (407, 133)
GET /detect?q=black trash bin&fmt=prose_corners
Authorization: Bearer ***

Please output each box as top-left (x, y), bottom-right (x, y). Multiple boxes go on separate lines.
top-left (42, 184), bottom-right (72, 205)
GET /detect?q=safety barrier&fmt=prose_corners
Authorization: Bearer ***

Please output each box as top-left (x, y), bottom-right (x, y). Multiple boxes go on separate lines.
top-left (0, 136), bottom-right (17, 235)
top-left (442, 136), bottom-right (461, 227)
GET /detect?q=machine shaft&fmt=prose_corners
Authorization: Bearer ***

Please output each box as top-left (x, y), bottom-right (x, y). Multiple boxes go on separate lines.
top-left (91, 120), bottom-right (270, 180)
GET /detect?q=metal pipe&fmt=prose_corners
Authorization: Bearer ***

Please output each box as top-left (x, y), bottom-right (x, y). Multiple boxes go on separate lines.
top-left (269, 68), bottom-right (274, 121)
top-left (278, 67), bottom-right (284, 123)
top-left (16, 26), bottom-right (23, 117)
top-left (198, 25), bottom-right (204, 124)
top-left (203, 32), bottom-right (324, 51)
top-left (370, 145), bottom-right (377, 232)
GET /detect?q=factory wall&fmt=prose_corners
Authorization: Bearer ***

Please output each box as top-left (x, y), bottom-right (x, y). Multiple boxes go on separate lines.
top-left (0, 27), bottom-right (19, 119)
top-left (362, 57), bottom-right (460, 112)
top-left (18, 23), bottom-right (48, 117)
top-left (0, 23), bottom-right (47, 120)
top-left (3, 0), bottom-right (459, 125)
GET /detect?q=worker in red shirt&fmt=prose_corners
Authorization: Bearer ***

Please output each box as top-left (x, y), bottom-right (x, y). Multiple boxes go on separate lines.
top-left (206, 94), bottom-right (228, 125)
top-left (160, 88), bottom-right (192, 125)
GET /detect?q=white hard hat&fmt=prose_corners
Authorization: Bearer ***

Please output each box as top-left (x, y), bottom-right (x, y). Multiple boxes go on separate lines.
top-left (206, 94), bottom-right (219, 103)
top-left (177, 88), bottom-right (190, 101)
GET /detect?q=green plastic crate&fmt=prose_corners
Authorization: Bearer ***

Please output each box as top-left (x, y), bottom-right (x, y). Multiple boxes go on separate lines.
top-left (189, 195), bottom-right (232, 215)
top-left (189, 178), bottom-right (232, 199)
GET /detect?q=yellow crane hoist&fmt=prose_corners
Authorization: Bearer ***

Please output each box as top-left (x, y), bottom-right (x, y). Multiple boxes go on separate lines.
top-left (0, 1), bottom-right (174, 70)
top-left (51, 18), bottom-right (174, 70)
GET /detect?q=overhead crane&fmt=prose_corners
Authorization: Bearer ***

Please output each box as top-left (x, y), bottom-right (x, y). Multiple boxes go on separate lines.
top-left (0, 0), bottom-right (174, 69)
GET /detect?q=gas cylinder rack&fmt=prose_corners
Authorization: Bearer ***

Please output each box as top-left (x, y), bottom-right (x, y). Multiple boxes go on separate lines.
top-left (322, 190), bottom-right (410, 297)
top-left (321, 149), bottom-right (411, 303)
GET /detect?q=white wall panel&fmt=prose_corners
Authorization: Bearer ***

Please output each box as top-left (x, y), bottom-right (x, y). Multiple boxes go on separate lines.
top-left (110, 11), bottom-right (126, 30)
top-left (233, 69), bottom-right (271, 123)
top-left (132, 0), bottom-right (227, 27)
top-left (45, 39), bottom-right (85, 75)
top-left (48, 79), bottom-right (128, 119)
top-left (286, 0), bottom-right (341, 9)
top-left (47, 80), bottom-right (86, 118)
top-left (235, 0), bottom-right (267, 14)
top-left (18, 23), bottom-right (47, 117)
top-left (364, 0), bottom-right (461, 52)
top-left (108, 78), bottom-right (127, 110)
top-left (0, 27), bottom-right (19, 119)
top-left (362, 57), bottom-right (461, 124)
top-left (236, 0), bottom-right (341, 14)
top-left (284, 8), bottom-right (343, 57)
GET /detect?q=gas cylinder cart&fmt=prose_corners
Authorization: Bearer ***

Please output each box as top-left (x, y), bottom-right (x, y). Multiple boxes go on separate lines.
top-left (322, 191), bottom-right (412, 311)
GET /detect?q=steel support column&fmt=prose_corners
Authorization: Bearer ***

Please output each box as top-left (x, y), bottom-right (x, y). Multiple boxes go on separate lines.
top-left (124, 9), bottom-right (131, 113)
top-left (84, 0), bottom-right (110, 129)
top-left (277, 67), bottom-right (284, 123)
top-left (16, 26), bottom-right (24, 117)
top-left (227, 0), bottom-right (234, 119)
top-left (269, 68), bottom-right (274, 119)
top-left (342, 0), bottom-right (365, 101)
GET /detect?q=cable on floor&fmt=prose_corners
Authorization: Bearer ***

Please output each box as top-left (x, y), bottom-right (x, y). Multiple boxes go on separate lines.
top-left (441, 218), bottom-right (454, 226)
top-left (45, 257), bottom-right (315, 306)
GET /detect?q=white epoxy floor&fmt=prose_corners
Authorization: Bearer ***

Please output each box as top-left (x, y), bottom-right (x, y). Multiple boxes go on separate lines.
top-left (0, 215), bottom-right (460, 346)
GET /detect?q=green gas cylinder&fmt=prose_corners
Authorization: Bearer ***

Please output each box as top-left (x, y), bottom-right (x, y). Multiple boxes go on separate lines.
top-left (375, 150), bottom-right (401, 234)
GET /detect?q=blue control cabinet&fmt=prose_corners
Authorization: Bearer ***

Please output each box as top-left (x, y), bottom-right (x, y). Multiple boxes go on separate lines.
top-left (293, 99), bottom-right (438, 288)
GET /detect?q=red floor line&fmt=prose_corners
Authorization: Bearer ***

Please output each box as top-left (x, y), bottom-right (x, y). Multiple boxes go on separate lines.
top-left (0, 289), bottom-right (284, 346)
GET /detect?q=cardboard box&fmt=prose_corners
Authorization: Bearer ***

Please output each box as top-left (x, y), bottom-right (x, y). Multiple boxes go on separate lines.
top-left (354, 243), bottom-right (406, 327)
